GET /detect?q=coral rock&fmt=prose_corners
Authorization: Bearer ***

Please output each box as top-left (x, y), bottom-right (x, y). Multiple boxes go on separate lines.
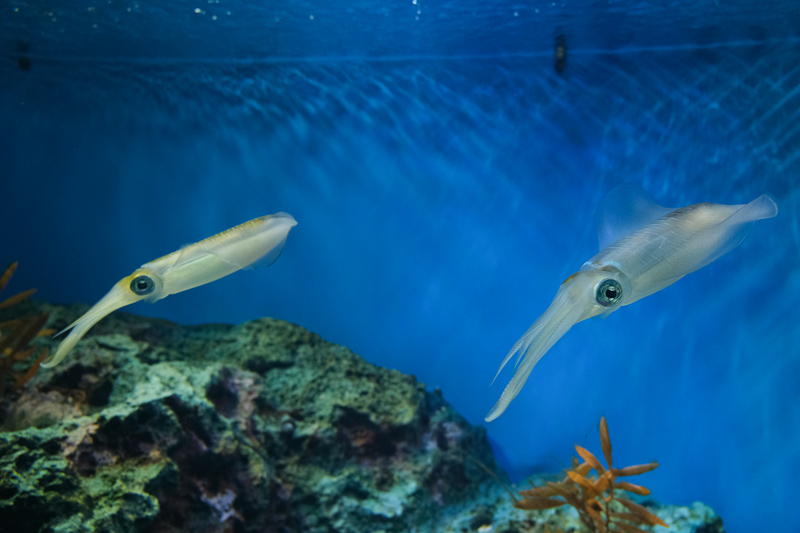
top-left (0, 302), bottom-right (499, 532)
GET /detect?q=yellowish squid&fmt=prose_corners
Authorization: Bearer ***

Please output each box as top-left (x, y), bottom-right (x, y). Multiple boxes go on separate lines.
top-left (44, 213), bottom-right (297, 367)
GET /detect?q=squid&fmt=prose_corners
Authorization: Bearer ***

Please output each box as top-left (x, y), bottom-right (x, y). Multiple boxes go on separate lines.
top-left (486, 185), bottom-right (778, 422)
top-left (43, 212), bottom-right (298, 368)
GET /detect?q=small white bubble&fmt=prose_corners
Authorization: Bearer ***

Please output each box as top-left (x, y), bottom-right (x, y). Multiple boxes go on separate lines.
top-left (514, 11), bottom-right (518, 16)
top-left (194, 7), bottom-right (202, 13)
top-left (412, 0), bottom-right (416, 4)
top-left (226, 10), bottom-right (231, 15)
top-left (212, 14), bottom-right (217, 20)
top-left (417, 9), bottom-right (421, 14)
top-left (309, 14), bottom-right (314, 19)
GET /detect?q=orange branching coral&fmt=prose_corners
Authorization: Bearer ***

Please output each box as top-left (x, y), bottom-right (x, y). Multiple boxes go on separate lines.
top-left (0, 262), bottom-right (53, 397)
top-left (514, 416), bottom-right (668, 533)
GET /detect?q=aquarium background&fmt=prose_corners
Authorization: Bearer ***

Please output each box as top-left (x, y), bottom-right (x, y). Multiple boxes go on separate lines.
top-left (2, 1), bottom-right (799, 531)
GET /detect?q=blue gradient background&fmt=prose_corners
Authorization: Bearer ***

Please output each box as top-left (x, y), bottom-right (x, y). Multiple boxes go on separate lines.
top-left (2, 1), bottom-right (800, 531)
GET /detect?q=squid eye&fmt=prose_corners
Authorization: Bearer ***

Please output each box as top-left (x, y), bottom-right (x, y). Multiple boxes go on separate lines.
top-left (130, 275), bottom-right (155, 296)
top-left (596, 279), bottom-right (622, 307)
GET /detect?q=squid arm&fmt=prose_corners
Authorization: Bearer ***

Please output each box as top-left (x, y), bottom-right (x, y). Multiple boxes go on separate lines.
top-left (43, 212), bottom-right (297, 368)
top-left (485, 185), bottom-right (778, 422)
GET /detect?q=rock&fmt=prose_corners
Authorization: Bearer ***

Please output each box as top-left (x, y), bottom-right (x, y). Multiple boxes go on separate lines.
top-left (0, 301), bottom-right (726, 532)
top-left (0, 301), bottom-right (502, 533)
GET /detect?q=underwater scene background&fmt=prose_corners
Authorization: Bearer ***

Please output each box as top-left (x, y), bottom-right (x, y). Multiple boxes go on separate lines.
top-left (2, 0), bottom-right (800, 531)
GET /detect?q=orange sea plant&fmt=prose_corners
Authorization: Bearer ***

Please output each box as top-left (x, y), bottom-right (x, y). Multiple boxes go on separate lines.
top-left (0, 262), bottom-right (52, 397)
top-left (514, 416), bottom-right (668, 533)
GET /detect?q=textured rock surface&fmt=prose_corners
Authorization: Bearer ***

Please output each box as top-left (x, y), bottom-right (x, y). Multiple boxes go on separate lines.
top-left (0, 301), bottom-right (725, 533)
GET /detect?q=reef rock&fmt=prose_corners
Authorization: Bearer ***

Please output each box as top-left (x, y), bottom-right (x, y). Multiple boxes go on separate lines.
top-left (0, 301), bottom-right (725, 533)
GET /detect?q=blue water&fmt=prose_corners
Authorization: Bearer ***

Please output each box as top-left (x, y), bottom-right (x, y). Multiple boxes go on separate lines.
top-left (3, 1), bottom-right (800, 531)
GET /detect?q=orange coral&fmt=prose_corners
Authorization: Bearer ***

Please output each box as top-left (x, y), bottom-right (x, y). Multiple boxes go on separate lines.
top-left (514, 416), bottom-right (667, 533)
top-left (0, 262), bottom-right (52, 396)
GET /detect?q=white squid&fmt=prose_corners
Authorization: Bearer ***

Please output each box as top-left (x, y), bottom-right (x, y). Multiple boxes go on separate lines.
top-left (44, 212), bottom-right (297, 368)
top-left (486, 185), bottom-right (778, 422)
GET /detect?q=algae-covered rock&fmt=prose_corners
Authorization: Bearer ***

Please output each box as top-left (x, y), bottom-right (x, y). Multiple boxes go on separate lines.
top-left (0, 301), bottom-right (501, 532)
top-left (0, 301), bottom-right (726, 533)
